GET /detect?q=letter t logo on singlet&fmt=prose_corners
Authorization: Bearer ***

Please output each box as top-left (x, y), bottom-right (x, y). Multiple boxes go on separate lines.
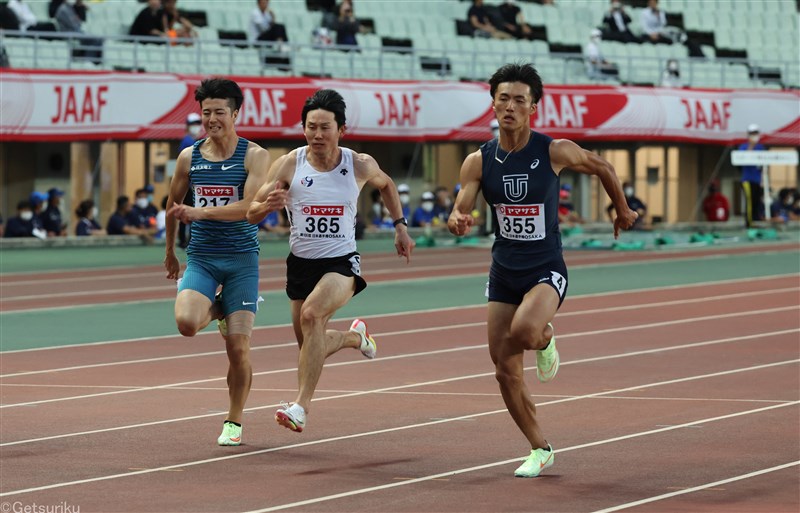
top-left (503, 175), bottom-right (528, 203)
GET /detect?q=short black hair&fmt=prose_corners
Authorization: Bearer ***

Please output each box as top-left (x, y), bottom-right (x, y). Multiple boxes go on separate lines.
top-left (17, 200), bottom-right (30, 211)
top-left (195, 77), bottom-right (244, 112)
top-left (76, 199), bottom-right (95, 217)
top-left (302, 89), bottom-right (347, 128)
top-left (116, 195), bottom-right (130, 210)
top-left (488, 63), bottom-right (544, 104)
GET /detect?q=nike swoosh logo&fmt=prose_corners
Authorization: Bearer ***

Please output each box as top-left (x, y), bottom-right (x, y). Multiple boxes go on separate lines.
top-left (221, 164), bottom-right (239, 171)
top-left (242, 301), bottom-right (256, 305)
top-left (540, 452), bottom-right (553, 469)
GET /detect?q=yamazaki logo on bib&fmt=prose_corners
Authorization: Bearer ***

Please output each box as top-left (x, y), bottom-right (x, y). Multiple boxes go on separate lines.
top-left (500, 205), bottom-right (541, 216)
top-left (302, 206), bottom-right (345, 216)
top-left (195, 185), bottom-right (238, 208)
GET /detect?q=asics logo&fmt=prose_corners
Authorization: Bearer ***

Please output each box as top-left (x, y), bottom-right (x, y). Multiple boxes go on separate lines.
top-left (221, 164), bottom-right (239, 171)
top-left (530, 159), bottom-right (540, 169)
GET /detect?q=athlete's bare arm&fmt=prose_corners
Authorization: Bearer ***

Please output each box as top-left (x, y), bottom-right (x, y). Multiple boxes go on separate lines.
top-left (168, 142), bottom-right (271, 224)
top-left (354, 152), bottom-right (415, 263)
top-left (246, 151), bottom-right (296, 225)
top-left (550, 138), bottom-right (637, 238)
top-left (164, 146), bottom-right (192, 280)
top-left (448, 150), bottom-right (483, 236)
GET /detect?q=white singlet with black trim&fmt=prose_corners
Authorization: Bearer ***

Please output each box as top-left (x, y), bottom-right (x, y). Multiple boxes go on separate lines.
top-left (287, 146), bottom-right (359, 259)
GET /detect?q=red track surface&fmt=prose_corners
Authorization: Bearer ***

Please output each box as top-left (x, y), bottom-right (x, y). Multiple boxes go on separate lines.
top-left (1, 247), bottom-right (798, 513)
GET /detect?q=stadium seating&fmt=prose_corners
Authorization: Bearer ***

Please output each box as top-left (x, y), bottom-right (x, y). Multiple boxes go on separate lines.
top-left (0, 0), bottom-right (796, 89)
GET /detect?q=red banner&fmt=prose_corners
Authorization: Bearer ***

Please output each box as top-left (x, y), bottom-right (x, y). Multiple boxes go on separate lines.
top-left (1, 69), bottom-right (798, 145)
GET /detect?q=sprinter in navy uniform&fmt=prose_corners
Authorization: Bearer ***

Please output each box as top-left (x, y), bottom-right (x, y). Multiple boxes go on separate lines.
top-left (448, 63), bottom-right (637, 478)
top-left (164, 77), bottom-right (271, 447)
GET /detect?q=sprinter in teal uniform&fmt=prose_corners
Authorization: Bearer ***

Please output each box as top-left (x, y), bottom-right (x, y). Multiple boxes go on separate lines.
top-left (164, 78), bottom-right (271, 447)
top-left (448, 63), bottom-right (638, 478)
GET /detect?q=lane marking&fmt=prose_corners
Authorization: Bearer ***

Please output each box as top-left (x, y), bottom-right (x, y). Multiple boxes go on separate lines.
top-left (1, 362), bottom-right (796, 497)
top-left (2, 273), bottom-right (795, 352)
top-left (3, 285), bottom-right (797, 378)
top-left (592, 461), bottom-right (800, 513)
top-left (1, 334), bottom-right (796, 447)
top-left (2, 308), bottom-right (796, 408)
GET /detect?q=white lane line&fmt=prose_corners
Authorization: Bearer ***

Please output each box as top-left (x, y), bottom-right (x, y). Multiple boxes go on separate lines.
top-left (3, 273), bottom-right (796, 353)
top-left (591, 461), bottom-right (800, 513)
top-left (242, 402), bottom-right (800, 512)
top-left (4, 285), bottom-right (796, 379)
top-left (1, 333), bottom-right (796, 448)
top-left (0, 360), bottom-right (796, 498)
top-left (2, 308), bottom-right (796, 408)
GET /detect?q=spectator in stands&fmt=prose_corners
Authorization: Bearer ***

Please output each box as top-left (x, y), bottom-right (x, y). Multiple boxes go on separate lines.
top-left (129, 0), bottom-right (167, 40)
top-left (584, 28), bottom-right (619, 80)
top-left (155, 195), bottom-right (168, 238)
top-left (257, 210), bottom-right (290, 235)
top-left (397, 183), bottom-right (411, 219)
top-left (54, 0), bottom-right (103, 63)
top-left (411, 191), bottom-right (437, 228)
top-left (8, 0), bottom-right (56, 32)
top-left (29, 191), bottom-right (48, 236)
top-left (468, 0), bottom-right (511, 40)
top-left (498, 0), bottom-right (534, 40)
top-left (770, 188), bottom-right (798, 224)
top-left (130, 187), bottom-right (159, 229)
top-left (249, 0), bottom-right (289, 46)
top-left (660, 58), bottom-right (682, 88)
top-left (4, 200), bottom-right (38, 238)
top-left (432, 185), bottom-right (453, 224)
top-left (558, 184), bottom-right (583, 225)
top-left (75, 199), bottom-right (105, 236)
top-left (702, 181), bottom-right (730, 222)
top-left (41, 187), bottom-right (67, 236)
top-left (600, 0), bottom-right (640, 43)
top-left (107, 195), bottom-right (155, 241)
top-left (162, 0), bottom-right (196, 44)
top-left (49, 0), bottom-right (86, 21)
top-left (0, 3), bottom-right (20, 31)
top-left (738, 123), bottom-right (766, 227)
top-left (607, 182), bottom-right (648, 230)
top-left (640, 0), bottom-right (671, 44)
top-left (369, 188), bottom-right (393, 229)
top-left (179, 112), bottom-right (202, 152)
top-left (333, 0), bottom-right (360, 50)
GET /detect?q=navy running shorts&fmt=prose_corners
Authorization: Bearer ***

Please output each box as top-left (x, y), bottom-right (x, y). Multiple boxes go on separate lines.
top-left (487, 256), bottom-right (568, 307)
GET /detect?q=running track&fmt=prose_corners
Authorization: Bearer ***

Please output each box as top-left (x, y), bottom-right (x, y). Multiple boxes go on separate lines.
top-left (0, 243), bottom-right (798, 513)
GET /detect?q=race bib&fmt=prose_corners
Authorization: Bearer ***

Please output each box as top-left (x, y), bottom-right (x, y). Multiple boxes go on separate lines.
top-left (495, 203), bottom-right (546, 240)
top-left (298, 205), bottom-right (346, 239)
top-left (195, 185), bottom-right (239, 208)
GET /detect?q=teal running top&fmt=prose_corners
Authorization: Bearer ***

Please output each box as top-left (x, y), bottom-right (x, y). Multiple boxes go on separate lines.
top-left (187, 137), bottom-right (259, 255)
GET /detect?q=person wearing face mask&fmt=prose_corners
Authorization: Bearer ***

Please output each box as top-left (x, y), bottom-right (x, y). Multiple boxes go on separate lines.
top-left (769, 188), bottom-right (798, 224)
top-left (600, 0), bottom-right (641, 43)
top-left (432, 185), bottom-right (454, 224)
top-left (4, 200), bottom-right (38, 238)
top-left (75, 199), bottom-right (106, 236)
top-left (130, 188), bottom-right (158, 229)
top-left (607, 181), bottom-right (648, 230)
top-left (660, 59), bottom-right (682, 88)
top-left (584, 28), bottom-right (619, 81)
top-left (397, 183), bottom-right (411, 219)
top-left (411, 191), bottom-right (437, 227)
top-left (177, 113), bottom-right (203, 247)
top-left (738, 124), bottom-right (766, 227)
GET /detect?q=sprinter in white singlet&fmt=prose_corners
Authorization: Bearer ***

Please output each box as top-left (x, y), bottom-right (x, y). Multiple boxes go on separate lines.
top-left (247, 89), bottom-right (415, 433)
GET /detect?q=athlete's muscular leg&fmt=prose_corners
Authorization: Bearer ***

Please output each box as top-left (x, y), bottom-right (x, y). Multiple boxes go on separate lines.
top-left (488, 301), bottom-right (548, 450)
top-left (174, 289), bottom-right (221, 337)
top-left (291, 273), bottom-right (360, 412)
top-left (511, 284), bottom-right (559, 351)
top-left (223, 311), bottom-right (255, 424)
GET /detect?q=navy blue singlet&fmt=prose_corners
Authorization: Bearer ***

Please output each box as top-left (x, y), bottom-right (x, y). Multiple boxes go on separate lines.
top-left (480, 131), bottom-right (562, 270)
